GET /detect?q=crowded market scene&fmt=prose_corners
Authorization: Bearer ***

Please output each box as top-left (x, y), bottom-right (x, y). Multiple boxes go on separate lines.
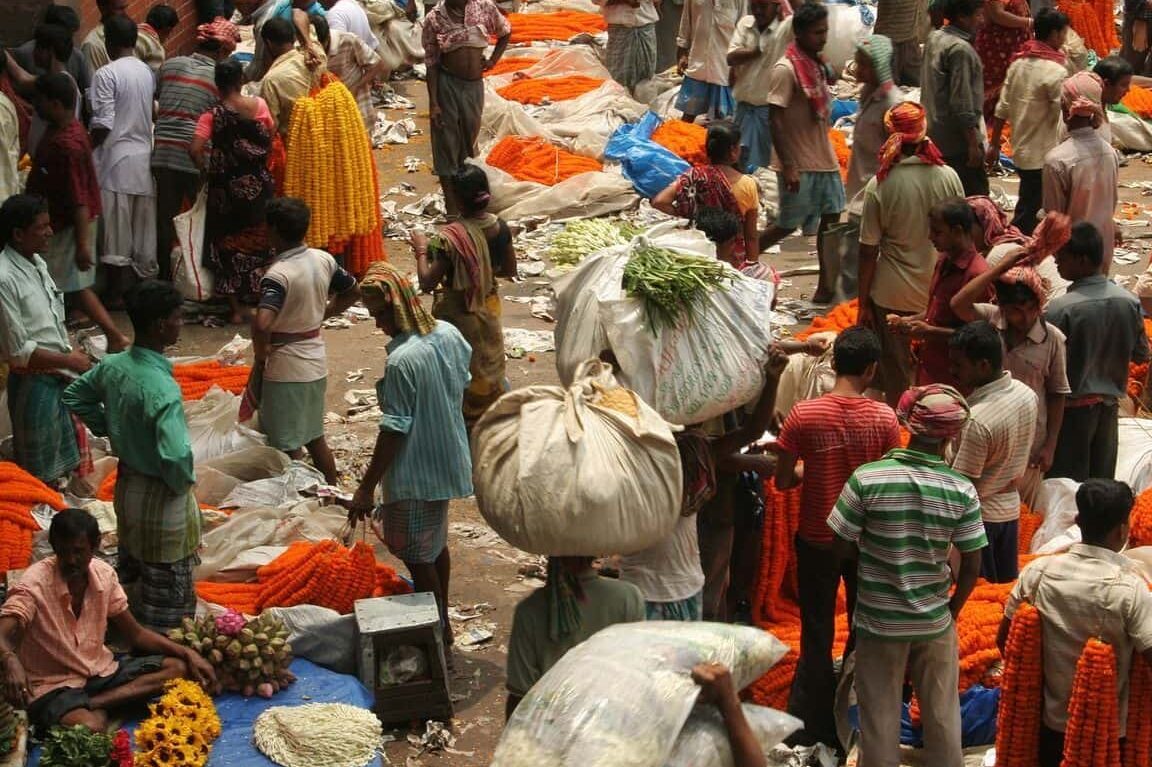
top-left (3, 0), bottom-right (1152, 763)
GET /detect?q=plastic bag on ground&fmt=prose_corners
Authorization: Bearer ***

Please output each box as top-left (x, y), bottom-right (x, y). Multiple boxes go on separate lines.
top-left (195, 446), bottom-right (292, 506)
top-left (172, 188), bottom-right (213, 302)
top-left (218, 462), bottom-right (326, 509)
top-left (664, 704), bottom-right (801, 767)
top-left (185, 387), bottom-right (266, 464)
top-left (492, 622), bottom-right (789, 767)
top-left (555, 226), bottom-right (777, 425)
top-left (603, 111), bottom-right (690, 199)
top-left (472, 358), bottom-right (682, 555)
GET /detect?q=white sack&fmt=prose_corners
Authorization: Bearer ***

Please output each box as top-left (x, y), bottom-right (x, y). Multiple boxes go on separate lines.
top-left (472, 358), bottom-right (682, 555)
top-left (185, 387), bottom-right (266, 464)
top-left (172, 189), bottom-right (213, 302)
top-left (665, 705), bottom-right (802, 767)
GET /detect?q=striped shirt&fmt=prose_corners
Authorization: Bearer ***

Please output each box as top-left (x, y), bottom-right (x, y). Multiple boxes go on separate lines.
top-left (949, 371), bottom-right (1038, 523)
top-left (326, 29), bottom-right (382, 129)
top-left (828, 448), bottom-right (987, 641)
top-left (377, 321), bottom-right (474, 503)
top-left (153, 53), bottom-right (218, 175)
top-left (776, 394), bottom-right (901, 545)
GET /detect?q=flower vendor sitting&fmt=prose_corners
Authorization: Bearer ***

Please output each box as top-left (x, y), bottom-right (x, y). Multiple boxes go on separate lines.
top-left (0, 508), bottom-right (217, 733)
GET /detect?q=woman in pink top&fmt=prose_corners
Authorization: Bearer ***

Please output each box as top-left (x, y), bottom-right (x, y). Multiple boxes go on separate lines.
top-left (190, 59), bottom-right (278, 324)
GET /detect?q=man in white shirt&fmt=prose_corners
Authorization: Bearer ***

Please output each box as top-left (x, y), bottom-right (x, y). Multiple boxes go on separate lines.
top-left (727, 0), bottom-right (792, 171)
top-left (322, 0), bottom-right (380, 50)
top-left (0, 86), bottom-right (19, 202)
top-left (987, 9), bottom-right (1070, 234)
top-left (89, 16), bottom-right (158, 306)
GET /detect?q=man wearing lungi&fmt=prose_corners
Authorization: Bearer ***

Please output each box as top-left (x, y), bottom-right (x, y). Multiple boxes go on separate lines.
top-left (348, 262), bottom-right (474, 651)
top-left (421, 0), bottom-right (511, 215)
top-left (0, 195), bottom-right (93, 486)
top-left (63, 281), bottom-right (200, 632)
top-left (250, 198), bottom-right (360, 486)
top-left (601, 0), bottom-right (660, 92)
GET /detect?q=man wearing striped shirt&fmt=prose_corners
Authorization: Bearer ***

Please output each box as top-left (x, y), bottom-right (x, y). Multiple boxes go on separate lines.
top-left (152, 21), bottom-right (235, 280)
top-left (829, 384), bottom-right (986, 767)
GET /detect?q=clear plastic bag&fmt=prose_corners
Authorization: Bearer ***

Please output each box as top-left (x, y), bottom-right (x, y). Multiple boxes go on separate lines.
top-left (664, 704), bottom-right (802, 767)
top-left (492, 622), bottom-right (789, 767)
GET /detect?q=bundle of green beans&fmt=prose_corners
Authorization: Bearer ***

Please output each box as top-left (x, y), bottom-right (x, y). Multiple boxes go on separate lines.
top-left (622, 244), bottom-right (734, 332)
top-left (548, 219), bottom-right (641, 266)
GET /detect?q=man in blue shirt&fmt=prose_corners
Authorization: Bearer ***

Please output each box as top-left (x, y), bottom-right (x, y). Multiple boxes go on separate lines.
top-left (348, 261), bottom-right (473, 647)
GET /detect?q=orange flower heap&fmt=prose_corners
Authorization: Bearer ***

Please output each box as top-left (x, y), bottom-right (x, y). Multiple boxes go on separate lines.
top-left (1124, 654), bottom-right (1152, 767)
top-left (1122, 86), bottom-right (1152, 119)
top-left (1063, 638), bottom-right (1121, 767)
top-left (651, 120), bottom-right (708, 167)
top-left (496, 74), bottom-right (605, 105)
top-left (506, 11), bottom-right (606, 43)
top-left (487, 136), bottom-right (603, 186)
top-left (996, 602), bottom-right (1044, 767)
top-left (0, 461), bottom-right (65, 574)
top-left (829, 129), bottom-right (850, 182)
top-left (172, 361), bottom-right (251, 401)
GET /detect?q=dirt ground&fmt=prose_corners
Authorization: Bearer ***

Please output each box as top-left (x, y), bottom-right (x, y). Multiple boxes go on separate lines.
top-left (106, 75), bottom-right (1152, 764)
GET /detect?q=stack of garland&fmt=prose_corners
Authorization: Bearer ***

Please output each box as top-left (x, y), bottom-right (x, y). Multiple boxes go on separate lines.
top-left (496, 74), bottom-right (605, 105)
top-left (0, 462), bottom-right (65, 575)
top-left (1057, 0), bottom-right (1119, 55)
top-left (283, 75), bottom-right (385, 277)
top-left (169, 611), bottom-right (296, 698)
top-left (195, 539), bottom-right (411, 615)
top-left (651, 120), bottom-right (708, 166)
top-left (485, 56), bottom-right (542, 77)
top-left (829, 129), bottom-right (850, 182)
top-left (135, 679), bottom-right (220, 767)
top-left (506, 10), bottom-right (607, 43)
top-left (172, 361), bottom-right (251, 401)
top-left (1122, 86), bottom-right (1152, 119)
top-left (487, 136), bottom-right (603, 185)
top-left (1126, 486), bottom-right (1152, 547)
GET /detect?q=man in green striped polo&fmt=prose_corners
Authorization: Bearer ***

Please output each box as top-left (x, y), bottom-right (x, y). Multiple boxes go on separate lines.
top-left (829, 383), bottom-right (987, 767)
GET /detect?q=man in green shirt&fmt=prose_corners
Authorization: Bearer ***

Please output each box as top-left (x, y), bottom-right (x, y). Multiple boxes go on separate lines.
top-left (63, 281), bottom-right (200, 632)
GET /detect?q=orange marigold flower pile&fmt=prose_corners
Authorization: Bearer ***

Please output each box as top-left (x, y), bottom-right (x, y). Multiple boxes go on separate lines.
top-left (172, 362), bottom-right (251, 401)
top-left (1129, 487), bottom-right (1152, 548)
top-left (829, 129), bottom-right (850, 182)
top-left (1123, 86), bottom-right (1152, 119)
top-left (195, 539), bottom-right (411, 615)
top-left (794, 299), bottom-right (859, 340)
top-left (485, 56), bottom-right (541, 77)
top-left (497, 74), bottom-right (605, 104)
top-left (1057, 0), bottom-right (1120, 55)
top-left (506, 11), bottom-right (607, 43)
top-left (0, 462), bottom-right (65, 574)
top-left (487, 135), bottom-right (603, 186)
top-left (1063, 638), bottom-right (1121, 767)
top-left (651, 120), bottom-right (709, 167)
top-left (1124, 654), bottom-right (1152, 767)
top-left (996, 602), bottom-right (1044, 767)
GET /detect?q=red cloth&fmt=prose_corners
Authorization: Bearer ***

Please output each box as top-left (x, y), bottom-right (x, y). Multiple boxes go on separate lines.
top-left (784, 42), bottom-right (833, 120)
top-left (1010, 39), bottom-right (1067, 65)
top-left (0, 73), bottom-right (30, 155)
top-left (776, 395), bottom-right (901, 545)
top-left (974, 0), bottom-right (1032, 116)
top-left (24, 121), bottom-right (102, 231)
top-left (919, 247), bottom-right (992, 387)
top-left (876, 102), bottom-right (946, 182)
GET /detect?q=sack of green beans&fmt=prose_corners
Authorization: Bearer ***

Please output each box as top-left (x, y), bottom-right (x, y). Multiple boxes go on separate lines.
top-left (554, 223), bottom-right (777, 426)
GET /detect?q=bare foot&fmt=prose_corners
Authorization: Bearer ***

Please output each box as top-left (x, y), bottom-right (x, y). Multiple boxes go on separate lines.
top-left (810, 290), bottom-right (835, 305)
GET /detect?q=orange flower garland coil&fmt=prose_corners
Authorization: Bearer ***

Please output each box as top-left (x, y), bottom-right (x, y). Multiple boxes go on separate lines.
top-left (1057, 0), bottom-right (1119, 55)
top-left (0, 461), bottom-right (65, 574)
top-left (1063, 638), bottom-right (1121, 767)
top-left (506, 11), bottom-right (607, 43)
top-left (1124, 654), bottom-right (1152, 767)
top-left (794, 299), bottom-right (860, 340)
top-left (485, 57), bottom-right (540, 77)
top-left (829, 129), bottom-right (850, 182)
top-left (172, 361), bottom-right (252, 401)
top-left (195, 539), bottom-right (412, 615)
top-left (995, 602), bottom-right (1044, 767)
top-left (487, 136), bottom-right (603, 186)
top-left (1129, 487), bottom-right (1152, 548)
top-left (1122, 86), bottom-right (1152, 119)
top-left (651, 120), bottom-right (709, 167)
top-left (496, 75), bottom-right (606, 104)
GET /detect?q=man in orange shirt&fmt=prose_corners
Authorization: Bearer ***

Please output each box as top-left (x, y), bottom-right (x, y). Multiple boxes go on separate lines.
top-left (0, 509), bottom-right (215, 732)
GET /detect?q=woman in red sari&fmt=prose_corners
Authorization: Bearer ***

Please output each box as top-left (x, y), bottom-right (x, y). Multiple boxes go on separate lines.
top-left (652, 121), bottom-right (761, 271)
top-left (975, 0), bottom-right (1034, 119)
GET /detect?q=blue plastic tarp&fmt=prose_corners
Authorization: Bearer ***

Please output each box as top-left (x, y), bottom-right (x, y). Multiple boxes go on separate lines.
top-left (604, 111), bottom-right (690, 199)
top-left (848, 685), bottom-right (1001, 748)
top-left (28, 659), bottom-right (382, 767)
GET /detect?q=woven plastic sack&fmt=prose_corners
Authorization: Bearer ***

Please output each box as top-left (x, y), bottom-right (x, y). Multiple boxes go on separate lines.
top-left (172, 188), bottom-right (213, 302)
top-left (554, 225), bottom-right (776, 425)
top-left (471, 358), bottom-right (682, 555)
top-left (665, 705), bottom-right (801, 767)
top-left (492, 622), bottom-right (789, 767)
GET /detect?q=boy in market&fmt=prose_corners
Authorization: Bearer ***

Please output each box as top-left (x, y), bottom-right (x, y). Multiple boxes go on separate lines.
top-left (727, 0), bottom-right (792, 172)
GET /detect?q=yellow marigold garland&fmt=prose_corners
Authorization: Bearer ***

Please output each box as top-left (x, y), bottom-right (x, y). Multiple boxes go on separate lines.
top-left (134, 679), bottom-right (221, 767)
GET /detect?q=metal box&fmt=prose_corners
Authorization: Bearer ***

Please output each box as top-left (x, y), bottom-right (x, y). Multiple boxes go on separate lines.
top-left (354, 593), bottom-right (453, 724)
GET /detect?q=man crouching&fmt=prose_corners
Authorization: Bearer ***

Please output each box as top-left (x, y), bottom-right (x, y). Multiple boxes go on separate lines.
top-left (0, 508), bottom-right (216, 732)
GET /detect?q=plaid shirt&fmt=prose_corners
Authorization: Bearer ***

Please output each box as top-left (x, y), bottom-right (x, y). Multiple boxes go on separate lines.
top-left (326, 29), bottom-right (381, 128)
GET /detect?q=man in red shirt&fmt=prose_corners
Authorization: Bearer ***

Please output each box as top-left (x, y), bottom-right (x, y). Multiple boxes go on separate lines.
top-left (26, 72), bottom-right (129, 351)
top-left (774, 326), bottom-right (901, 750)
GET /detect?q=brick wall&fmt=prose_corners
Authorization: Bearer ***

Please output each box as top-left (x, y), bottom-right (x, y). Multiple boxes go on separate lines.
top-left (0, 0), bottom-right (201, 56)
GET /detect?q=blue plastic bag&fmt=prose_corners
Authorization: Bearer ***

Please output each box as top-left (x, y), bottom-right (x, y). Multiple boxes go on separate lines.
top-left (848, 684), bottom-right (1001, 749)
top-left (605, 111), bottom-right (690, 199)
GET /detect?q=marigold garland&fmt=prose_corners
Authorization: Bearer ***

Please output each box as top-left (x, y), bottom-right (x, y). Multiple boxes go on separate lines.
top-left (496, 74), bottom-right (605, 105)
top-left (651, 120), bottom-right (708, 167)
top-left (485, 56), bottom-right (541, 77)
top-left (1056, 0), bottom-right (1119, 55)
top-left (829, 129), bottom-right (850, 182)
top-left (1122, 86), bottom-right (1152, 119)
top-left (487, 135), bottom-right (603, 186)
top-left (172, 362), bottom-right (251, 401)
top-left (506, 11), bottom-right (607, 43)
top-left (195, 539), bottom-right (411, 615)
top-left (134, 679), bottom-right (220, 767)
top-left (1129, 487), bottom-right (1152, 548)
top-left (0, 461), bottom-right (65, 574)
top-left (1063, 638), bottom-right (1121, 767)
top-left (1124, 653), bottom-right (1152, 767)
top-left (995, 602), bottom-right (1044, 767)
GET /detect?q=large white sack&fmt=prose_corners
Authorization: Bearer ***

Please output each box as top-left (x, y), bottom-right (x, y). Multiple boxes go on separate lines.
top-left (492, 622), bottom-right (789, 767)
top-left (554, 226), bottom-right (777, 425)
top-left (1117, 417), bottom-right (1152, 495)
top-left (665, 705), bottom-right (802, 767)
top-left (1031, 478), bottom-right (1081, 554)
top-left (471, 358), bottom-right (682, 555)
top-left (184, 387), bottom-right (266, 464)
top-left (469, 157), bottom-right (639, 221)
top-left (823, 2), bottom-right (873, 75)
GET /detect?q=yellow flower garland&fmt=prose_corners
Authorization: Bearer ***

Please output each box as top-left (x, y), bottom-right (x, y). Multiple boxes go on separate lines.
top-left (134, 680), bottom-right (221, 767)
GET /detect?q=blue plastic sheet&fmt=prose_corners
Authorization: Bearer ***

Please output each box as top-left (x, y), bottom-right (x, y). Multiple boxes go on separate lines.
top-left (831, 99), bottom-right (858, 124)
top-left (848, 685), bottom-right (1001, 748)
top-left (29, 659), bottom-right (382, 767)
top-left (604, 111), bottom-right (690, 199)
